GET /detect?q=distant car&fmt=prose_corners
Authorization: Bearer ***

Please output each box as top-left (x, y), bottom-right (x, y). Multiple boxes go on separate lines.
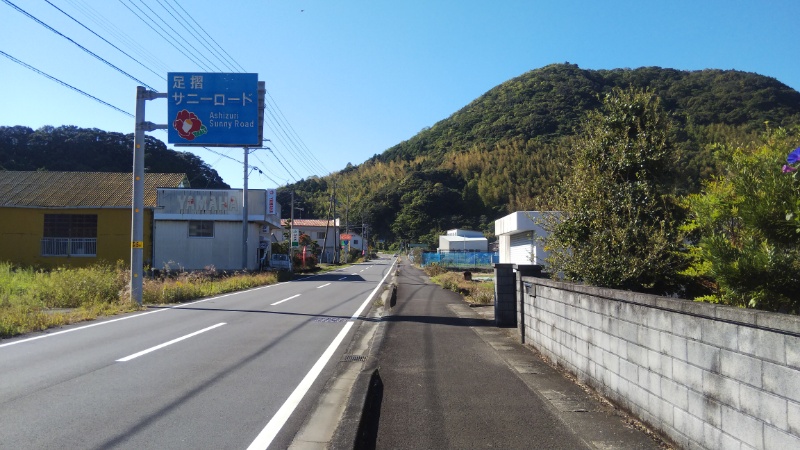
top-left (269, 253), bottom-right (292, 271)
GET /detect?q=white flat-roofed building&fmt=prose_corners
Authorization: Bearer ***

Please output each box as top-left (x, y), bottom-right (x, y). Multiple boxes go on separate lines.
top-left (494, 211), bottom-right (557, 266)
top-left (438, 229), bottom-right (488, 252)
top-left (153, 188), bottom-right (282, 271)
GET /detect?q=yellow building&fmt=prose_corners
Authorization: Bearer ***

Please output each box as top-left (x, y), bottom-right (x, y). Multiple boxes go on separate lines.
top-left (0, 171), bottom-right (187, 268)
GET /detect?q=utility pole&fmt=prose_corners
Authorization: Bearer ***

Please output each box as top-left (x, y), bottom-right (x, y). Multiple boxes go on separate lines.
top-left (131, 86), bottom-right (166, 305)
top-left (322, 191), bottom-right (333, 263)
top-left (332, 179), bottom-right (338, 264)
top-left (290, 190), bottom-right (295, 272)
top-left (344, 191), bottom-right (350, 263)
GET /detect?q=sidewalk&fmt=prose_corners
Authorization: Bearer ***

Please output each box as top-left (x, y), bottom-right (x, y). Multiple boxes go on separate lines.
top-left (366, 263), bottom-right (666, 449)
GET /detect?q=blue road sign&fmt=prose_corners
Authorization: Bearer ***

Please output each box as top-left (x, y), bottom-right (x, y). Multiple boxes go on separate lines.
top-left (168, 72), bottom-right (259, 146)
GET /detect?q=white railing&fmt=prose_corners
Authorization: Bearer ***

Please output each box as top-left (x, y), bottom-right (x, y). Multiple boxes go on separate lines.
top-left (41, 238), bottom-right (97, 257)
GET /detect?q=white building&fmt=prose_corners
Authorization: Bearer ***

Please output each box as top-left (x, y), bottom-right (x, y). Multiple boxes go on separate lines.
top-left (277, 218), bottom-right (341, 263)
top-left (153, 188), bottom-right (282, 271)
top-left (438, 229), bottom-right (488, 252)
top-left (494, 211), bottom-right (556, 266)
top-left (341, 231), bottom-right (365, 252)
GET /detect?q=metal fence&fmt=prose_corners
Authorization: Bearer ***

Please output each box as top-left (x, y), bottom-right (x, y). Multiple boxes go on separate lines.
top-left (420, 251), bottom-right (499, 268)
top-left (41, 238), bottom-right (97, 257)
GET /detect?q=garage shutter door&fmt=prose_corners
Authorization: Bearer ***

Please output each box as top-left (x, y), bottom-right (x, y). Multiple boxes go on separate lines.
top-left (509, 232), bottom-right (534, 265)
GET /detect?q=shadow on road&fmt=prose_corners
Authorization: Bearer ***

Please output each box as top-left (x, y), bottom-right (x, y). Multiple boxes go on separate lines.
top-left (381, 314), bottom-right (493, 328)
top-left (147, 305), bottom-right (381, 323)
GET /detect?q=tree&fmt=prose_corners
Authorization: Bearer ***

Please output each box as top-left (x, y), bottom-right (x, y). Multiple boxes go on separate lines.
top-left (544, 87), bottom-right (687, 293)
top-left (682, 128), bottom-right (800, 312)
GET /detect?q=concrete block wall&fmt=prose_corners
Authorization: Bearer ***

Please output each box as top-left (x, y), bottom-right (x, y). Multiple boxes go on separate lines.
top-left (519, 276), bottom-right (800, 450)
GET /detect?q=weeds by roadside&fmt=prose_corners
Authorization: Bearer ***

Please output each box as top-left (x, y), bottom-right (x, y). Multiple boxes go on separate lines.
top-left (0, 261), bottom-right (278, 339)
top-left (426, 268), bottom-right (495, 305)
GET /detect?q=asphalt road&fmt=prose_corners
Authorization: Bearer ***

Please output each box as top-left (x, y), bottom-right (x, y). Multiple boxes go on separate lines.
top-left (0, 257), bottom-right (395, 449)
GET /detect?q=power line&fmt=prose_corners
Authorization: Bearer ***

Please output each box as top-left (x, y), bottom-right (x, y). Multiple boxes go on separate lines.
top-left (43, 0), bottom-right (166, 82)
top-left (63, 0), bottom-right (170, 73)
top-left (0, 49), bottom-right (133, 118)
top-left (263, 107), bottom-right (317, 175)
top-left (116, 0), bottom-right (213, 72)
top-left (154, 0), bottom-right (237, 72)
top-left (253, 152), bottom-right (289, 185)
top-left (129, 0), bottom-right (224, 72)
top-left (169, 0), bottom-right (246, 72)
top-left (267, 147), bottom-right (301, 182)
top-left (264, 90), bottom-right (328, 174)
top-left (2, 0), bottom-right (157, 91)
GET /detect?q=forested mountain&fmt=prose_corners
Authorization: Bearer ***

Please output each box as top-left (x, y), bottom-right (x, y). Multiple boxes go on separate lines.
top-left (0, 125), bottom-right (228, 189)
top-left (281, 64), bottom-right (800, 246)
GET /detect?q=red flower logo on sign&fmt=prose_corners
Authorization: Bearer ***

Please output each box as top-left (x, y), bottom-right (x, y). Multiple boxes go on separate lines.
top-left (173, 109), bottom-right (207, 141)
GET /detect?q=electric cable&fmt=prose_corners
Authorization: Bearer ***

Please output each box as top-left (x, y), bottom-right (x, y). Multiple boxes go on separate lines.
top-left (154, 0), bottom-right (237, 72)
top-left (43, 0), bottom-right (166, 82)
top-left (263, 106), bottom-right (318, 175)
top-left (262, 120), bottom-right (307, 179)
top-left (130, 0), bottom-right (224, 72)
top-left (63, 0), bottom-right (170, 73)
top-left (2, 0), bottom-right (157, 91)
top-left (116, 0), bottom-right (213, 72)
top-left (0, 49), bottom-right (134, 118)
top-left (168, 0), bottom-right (245, 72)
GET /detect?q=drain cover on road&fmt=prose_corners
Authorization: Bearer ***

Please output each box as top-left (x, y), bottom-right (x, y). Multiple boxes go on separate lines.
top-left (313, 317), bottom-right (347, 323)
top-left (342, 354), bottom-right (367, 362)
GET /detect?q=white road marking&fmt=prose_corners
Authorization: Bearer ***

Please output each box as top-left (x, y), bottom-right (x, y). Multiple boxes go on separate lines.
top-left (351, 273), bottom-right (358, 275)
top-left (270, 294), bottom-right (300, 306)
top-left (338, 277), bottom-right (348, 281)
top-left (316, 283), bottom-right (331, 289)
top-left (116, 323), bottom-right (226, 362)
top-left (0, 291), bottom-right (247, 349)
top-left (247, 260), bottom-right (396, 450)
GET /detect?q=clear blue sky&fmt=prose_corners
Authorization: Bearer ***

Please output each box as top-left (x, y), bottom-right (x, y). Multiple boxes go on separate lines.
top-left (2, 0), bottom-right (799, 190)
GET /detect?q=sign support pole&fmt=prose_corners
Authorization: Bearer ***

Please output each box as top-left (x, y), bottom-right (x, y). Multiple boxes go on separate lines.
top-left (242, 147), bottom-right (249, 270)
top-left (132, 86), bottom-right (166, 305)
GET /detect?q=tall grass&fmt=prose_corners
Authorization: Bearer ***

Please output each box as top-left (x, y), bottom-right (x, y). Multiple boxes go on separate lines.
top-left (429, 271), bottom-right (495, 305)
top-left (0, 262), bottom-right (278, 339)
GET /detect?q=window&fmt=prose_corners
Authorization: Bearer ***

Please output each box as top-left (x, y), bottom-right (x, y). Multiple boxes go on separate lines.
top-left (353, 239), bottom-right (359, 245)
top-left (189, 220), bottom-right (214, 237)
top-left (41, 214), bottom-right (97, 256)
top-left (316, 232), bottom-right (326, 239)
top-left (44, 214), bottom-right (97, 238)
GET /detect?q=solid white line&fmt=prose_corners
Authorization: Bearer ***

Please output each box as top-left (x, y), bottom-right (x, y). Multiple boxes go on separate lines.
top-left (316, 283), bottom-right (331, 289)
top-left (116, 323), bottom-right (226, 362)
top-left (247, 321), bottom-right (354, 450)
top-left (247, 259), bottom-right (396, 450)
top-left (270, 294), bottom-right (300, 306)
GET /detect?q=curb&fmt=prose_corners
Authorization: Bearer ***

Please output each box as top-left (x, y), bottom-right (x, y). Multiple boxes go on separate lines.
top-left (330, 283), bottom-right (393, 449)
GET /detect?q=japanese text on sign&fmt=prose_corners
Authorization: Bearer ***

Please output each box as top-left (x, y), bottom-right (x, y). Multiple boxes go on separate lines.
top-left (167, 72), bottom-right (260, 146)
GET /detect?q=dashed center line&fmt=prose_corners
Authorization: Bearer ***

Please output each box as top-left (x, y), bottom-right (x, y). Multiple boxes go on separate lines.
top-left (271, 294), bottom-right (300, 306)
top-left (317, 283), bottom-right (331, 289)
top-left (116, 323), bottom-right (226, 362)
top-left (338, 277), bottom-right (348, 281)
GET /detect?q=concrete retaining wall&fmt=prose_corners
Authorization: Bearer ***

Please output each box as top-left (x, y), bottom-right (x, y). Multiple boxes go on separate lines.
top-left (517, 275), bottom-right (800, 449)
